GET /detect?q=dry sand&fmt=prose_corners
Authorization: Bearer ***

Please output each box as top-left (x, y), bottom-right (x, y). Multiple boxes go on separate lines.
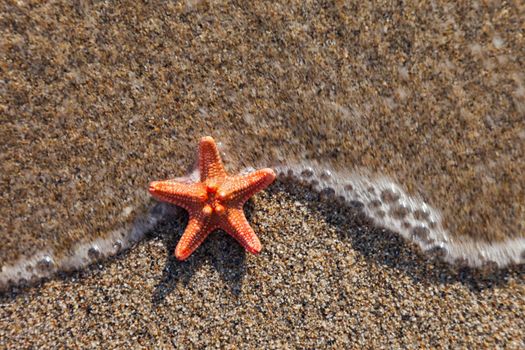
top-left (1, 1), bottom-right (524, 267)
top-left (1, 181), bottom-right (524, 348)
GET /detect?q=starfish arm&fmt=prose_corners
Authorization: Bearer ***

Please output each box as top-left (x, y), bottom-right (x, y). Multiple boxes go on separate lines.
top-left (199, 136), bottom-right (226, 181)
top-left (149, 180), bottom-right (207, 211)
top-left (175, 215), bottom-right (214, 260)
top-left (220, 208), bottom-right (262, 254)
top-left (220, 168), bottom-right (276, 205)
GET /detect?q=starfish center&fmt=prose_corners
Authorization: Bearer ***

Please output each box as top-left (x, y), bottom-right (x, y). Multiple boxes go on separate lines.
top-left (201, 182), bottom-right (227, 216)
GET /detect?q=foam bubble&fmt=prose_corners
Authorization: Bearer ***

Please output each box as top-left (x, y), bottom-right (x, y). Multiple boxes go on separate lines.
top-left (344, 184), bottom-right (353, 192)
top-left (113, 240), bottom-right (123, 253)
top-left (36, 256), bottom-right (54, 273)
top-left (301, 168), bottom-right (314, 178)
top-left (87, 245), bottom-right (101, 260)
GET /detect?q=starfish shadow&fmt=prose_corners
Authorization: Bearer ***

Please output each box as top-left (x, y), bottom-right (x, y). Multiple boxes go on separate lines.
top-left (151, 203), bottom-right (248, 306)
top-left (270, 179), bottom-right (525, 293)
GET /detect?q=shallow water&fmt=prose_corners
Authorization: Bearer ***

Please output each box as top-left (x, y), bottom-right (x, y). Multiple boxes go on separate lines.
top-left (1, 1), bottom-right (524, 288)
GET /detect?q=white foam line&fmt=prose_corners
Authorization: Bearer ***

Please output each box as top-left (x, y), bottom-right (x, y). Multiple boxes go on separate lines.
top-left (2, 163), bottom-right (523, 290)
top-left (0, 200), bottom-right (171, 291)
top-left (0, 173), bottom-right (197, 290)
top-left (274, 162), bottom-right (525, 268)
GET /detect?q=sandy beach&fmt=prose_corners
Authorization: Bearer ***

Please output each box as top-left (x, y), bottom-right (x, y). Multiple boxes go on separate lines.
top-left (1, 181), bottom-right (524, 348)
top-left (1, 1), bottom-right (525, 347)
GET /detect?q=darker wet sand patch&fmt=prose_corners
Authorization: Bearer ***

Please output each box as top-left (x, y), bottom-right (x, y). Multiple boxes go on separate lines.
top-left (2, 1), bottom-right (524, 268)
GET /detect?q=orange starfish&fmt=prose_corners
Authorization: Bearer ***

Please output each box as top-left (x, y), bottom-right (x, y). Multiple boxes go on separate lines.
top-left (148, 136), bottom-right (276, 261)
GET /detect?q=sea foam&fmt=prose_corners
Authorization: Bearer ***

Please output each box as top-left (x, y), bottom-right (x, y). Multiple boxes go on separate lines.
top-left (273, 162), bottom-right (525, 269)
top-left (0, 194), bottom-right (171, 291)
top-left (1, 164), bottom-right (523, 290)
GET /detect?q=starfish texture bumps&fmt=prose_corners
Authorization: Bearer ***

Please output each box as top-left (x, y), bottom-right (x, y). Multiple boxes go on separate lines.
top-left (149, 136), bottom-right (276, 261)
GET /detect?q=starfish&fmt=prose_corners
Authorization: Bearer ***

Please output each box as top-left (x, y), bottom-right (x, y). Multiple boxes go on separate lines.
top-left (148, 136), bottom-right (276, 261)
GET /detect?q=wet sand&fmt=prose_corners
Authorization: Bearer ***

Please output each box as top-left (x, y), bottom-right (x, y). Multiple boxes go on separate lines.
top-left (1, 182), bottom-right (524, 348)
top-left (1, 1), bottom-right (524, 267)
